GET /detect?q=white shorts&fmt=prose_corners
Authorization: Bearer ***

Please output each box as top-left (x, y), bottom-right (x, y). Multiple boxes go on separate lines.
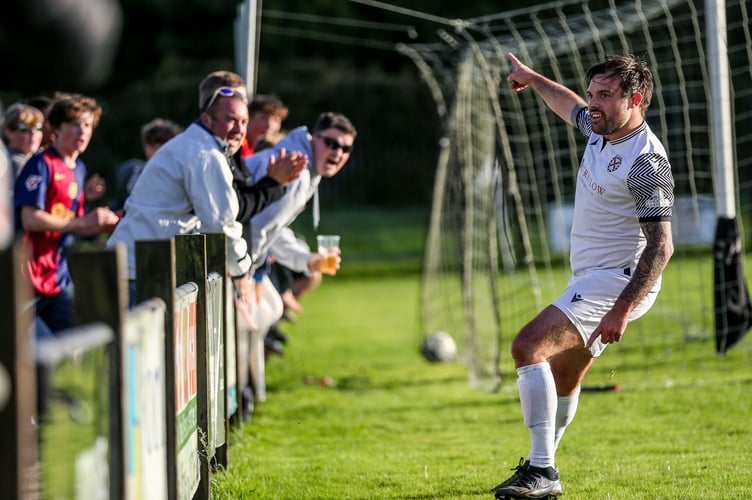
top-left (552, 268), bottom-right (660, 357)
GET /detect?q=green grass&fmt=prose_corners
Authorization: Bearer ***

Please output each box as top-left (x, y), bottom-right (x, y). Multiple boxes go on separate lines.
top-left (211, 207), bottom-right (752, 499)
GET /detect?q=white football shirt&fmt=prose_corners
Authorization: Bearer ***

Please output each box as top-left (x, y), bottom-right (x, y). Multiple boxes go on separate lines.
top-left (569, 107), bottom-right (674, 276)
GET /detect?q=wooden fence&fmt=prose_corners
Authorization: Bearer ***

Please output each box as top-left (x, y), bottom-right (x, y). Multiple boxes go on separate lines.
top-left (0, 233), bottom-right (252, 500)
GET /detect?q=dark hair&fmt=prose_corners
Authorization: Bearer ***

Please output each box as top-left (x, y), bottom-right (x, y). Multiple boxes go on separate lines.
top-left (586, 54), bottom-right (654, 113)
top-left (312, 112), bottom-right (357, 138)
top-left (140, 118), bottom-right (182, 147)
top-left (25, 95), bottom-right (53, 114)
top-left (46, 94), bottom-right (103, 128)
top-left (249, 94), bottom-right (288, 120)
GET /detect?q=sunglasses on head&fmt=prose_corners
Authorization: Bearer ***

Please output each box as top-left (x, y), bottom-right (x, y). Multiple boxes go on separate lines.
top-left (14, 123), bottom-right (43, 133)
top-left (317, 134), bottom-right (353, 154)
top-left (202, 86), bottom-right (247, 112)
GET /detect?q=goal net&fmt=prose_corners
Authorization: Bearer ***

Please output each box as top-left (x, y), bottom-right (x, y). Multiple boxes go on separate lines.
top-left (405, 0), bottom-right (752, 391)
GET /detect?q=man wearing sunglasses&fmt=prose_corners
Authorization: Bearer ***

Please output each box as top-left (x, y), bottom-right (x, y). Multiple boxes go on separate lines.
top-left (244, 111), bottom-right (356, 278)
top-left (236, 111), bottom-right (355, 401)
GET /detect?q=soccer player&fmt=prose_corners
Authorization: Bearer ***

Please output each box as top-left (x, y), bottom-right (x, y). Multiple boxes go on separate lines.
top-left (491, 54), bottom-right (675, 499)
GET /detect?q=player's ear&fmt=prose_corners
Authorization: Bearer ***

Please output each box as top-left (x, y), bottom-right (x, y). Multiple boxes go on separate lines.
top-left (630, 92), bottom-right (643, 108)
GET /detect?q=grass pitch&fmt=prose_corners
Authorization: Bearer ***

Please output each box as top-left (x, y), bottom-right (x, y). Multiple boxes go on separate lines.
top-left (211, 207), bottom-right (752, 499)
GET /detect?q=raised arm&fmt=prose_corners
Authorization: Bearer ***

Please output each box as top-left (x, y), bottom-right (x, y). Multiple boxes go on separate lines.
top-left (507, 52), bottom-right (587, 125)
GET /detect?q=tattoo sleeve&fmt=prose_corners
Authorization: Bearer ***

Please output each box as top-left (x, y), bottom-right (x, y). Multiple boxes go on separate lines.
top-left (618, 220), bottom-right (674, 305)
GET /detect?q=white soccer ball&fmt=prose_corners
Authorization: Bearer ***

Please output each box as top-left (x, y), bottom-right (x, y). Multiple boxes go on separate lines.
top-left (421, 331), bottom-right (458, 363)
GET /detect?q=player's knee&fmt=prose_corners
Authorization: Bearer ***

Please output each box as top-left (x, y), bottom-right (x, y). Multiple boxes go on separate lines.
top-left (510, 332), bottom-right (536, 366)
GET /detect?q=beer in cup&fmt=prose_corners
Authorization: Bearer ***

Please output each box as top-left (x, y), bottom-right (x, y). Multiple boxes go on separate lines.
top-left (316, 235), bottom-right (340, 275)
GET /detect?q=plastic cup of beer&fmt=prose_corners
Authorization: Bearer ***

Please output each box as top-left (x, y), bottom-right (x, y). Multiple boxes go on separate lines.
top-left (316, 235), bottom-right (340, 275)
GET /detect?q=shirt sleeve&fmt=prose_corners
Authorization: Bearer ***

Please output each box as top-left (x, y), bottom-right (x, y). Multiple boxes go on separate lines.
top-left (574, 106), bottom-right (592, 137)
top-left (14, 154), bottom-right (49, 211)
top-left (268, 226), bottom-right (312, 274)
top-left (235, 176), bottom-right (284, 224)
top-left (628, 152), bottom-right (675, 222)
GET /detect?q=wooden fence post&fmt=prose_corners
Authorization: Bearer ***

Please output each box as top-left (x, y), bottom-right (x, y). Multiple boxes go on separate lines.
top-left (0, 241), bottom-right (38, 499)
top-left (204, 233), bottom-right (229, 469)
top-left (69, 244), bottom-right (127, 500)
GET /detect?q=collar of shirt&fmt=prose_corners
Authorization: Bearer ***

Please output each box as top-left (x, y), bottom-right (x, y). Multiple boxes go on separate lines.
top-left (195, 119), bottom-right (231, 157)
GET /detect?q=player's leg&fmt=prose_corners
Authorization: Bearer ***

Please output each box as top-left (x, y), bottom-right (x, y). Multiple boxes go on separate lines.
top-left (494, 306), bottom-right (580, 498)
top-left (550, 348), bottom-right (593, 450)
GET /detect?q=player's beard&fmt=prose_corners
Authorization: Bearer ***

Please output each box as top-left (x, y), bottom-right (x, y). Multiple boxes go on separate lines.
top-left (592, 114), bottom-right (619, 136)
top-left (591, 111), bottom-right (629, 137)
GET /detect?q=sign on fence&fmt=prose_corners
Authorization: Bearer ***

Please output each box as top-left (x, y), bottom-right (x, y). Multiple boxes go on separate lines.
top-left (173, 283), bottom-right (200, 500)
top-left (123, 298), bottom-right (168, 500)
top-left (36, 323), bottom-right (114, 500)
top-left (205, 272), bottom-right (225, 461)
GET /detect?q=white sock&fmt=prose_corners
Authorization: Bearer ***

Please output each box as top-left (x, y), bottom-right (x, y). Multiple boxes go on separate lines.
top-left (516, 362), bottom-right (557, 469)
top-left (554, 386), bottom-right (581, 451)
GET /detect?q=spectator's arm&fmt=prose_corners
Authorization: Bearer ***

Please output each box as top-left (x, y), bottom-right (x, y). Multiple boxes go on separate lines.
top-left (20, 205), bottom-right (119, 236)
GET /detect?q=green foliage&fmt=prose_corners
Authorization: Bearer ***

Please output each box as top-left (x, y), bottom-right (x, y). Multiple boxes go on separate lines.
top-left (210, 207), bottom-right (752, 499)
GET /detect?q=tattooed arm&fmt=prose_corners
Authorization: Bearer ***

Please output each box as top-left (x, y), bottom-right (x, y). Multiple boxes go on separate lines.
top-left (586, 220), bottom-right (674, 347)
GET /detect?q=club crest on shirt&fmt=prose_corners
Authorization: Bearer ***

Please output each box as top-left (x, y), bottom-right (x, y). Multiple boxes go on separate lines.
top-left (24, 175), bottom-right (43, 191)
top-left (68, 182), bottom-right (79, 199)
top-left (51, 202), bottom-right (72, 219)
top-left (607, 155), bottom-right (623, 172)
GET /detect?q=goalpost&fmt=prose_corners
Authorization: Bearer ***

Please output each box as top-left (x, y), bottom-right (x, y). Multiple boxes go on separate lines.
top-left (405, 0), bottom-right (752, 390)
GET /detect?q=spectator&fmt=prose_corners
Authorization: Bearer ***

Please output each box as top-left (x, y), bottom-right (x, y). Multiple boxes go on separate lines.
top-left (253, 130), bottom-right (321, 345)
top-left (241, 94), bottom-right (289, 159)
top-left (26, 93), bottom-right (108, 217)
top-left (26, 95), bottom-right (54, 148)
top-left (1, 103), bottom-right (45, 179)
top-left (14, 93), bottom-right (120, 333)
top-left (195, 74), bottom-right (307, 411)
top-left (111, 117), bottom-right (183, 213)
top-left (197, 71), bottom-right (305, 225)
top-left (106, 70), bottom-right (305, 307)
top-left (0, 107), bottom-right (11, 250)
top-left (242, 112), bottom-right (357, 374)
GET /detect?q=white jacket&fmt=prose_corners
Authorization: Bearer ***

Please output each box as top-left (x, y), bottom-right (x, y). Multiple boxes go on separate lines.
top-left (107, 122), bottom-right (251, 279)
top-left (245, 126), bottom-right (320, 273)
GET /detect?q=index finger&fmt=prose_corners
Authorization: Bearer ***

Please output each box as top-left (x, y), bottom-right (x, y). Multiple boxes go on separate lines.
top-left (585, 328), bottom-right (600, 348)
top-left (507, 52), bottom-right (522, 69)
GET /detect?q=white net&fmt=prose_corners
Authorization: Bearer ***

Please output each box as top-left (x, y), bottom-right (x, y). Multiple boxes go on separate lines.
top-left (406, 0), bottom-right (752, 390)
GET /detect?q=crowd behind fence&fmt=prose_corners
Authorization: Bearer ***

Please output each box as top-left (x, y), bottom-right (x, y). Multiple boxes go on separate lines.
top-left (0, 232), bottom-right (253, 500)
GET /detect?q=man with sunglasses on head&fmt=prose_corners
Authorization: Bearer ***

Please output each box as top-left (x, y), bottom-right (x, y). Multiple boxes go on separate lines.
top-left (197, 71), bottom-right (306, 229)
top-left (107, 71), bottom-right (305, 306)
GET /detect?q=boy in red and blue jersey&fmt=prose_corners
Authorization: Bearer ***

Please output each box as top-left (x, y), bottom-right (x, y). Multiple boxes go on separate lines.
top-left (14, 94), bottom-right (119, 333)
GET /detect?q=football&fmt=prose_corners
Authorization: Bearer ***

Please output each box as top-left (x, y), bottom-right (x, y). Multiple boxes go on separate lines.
top-left (420, 331), bottom-right (458, 362)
